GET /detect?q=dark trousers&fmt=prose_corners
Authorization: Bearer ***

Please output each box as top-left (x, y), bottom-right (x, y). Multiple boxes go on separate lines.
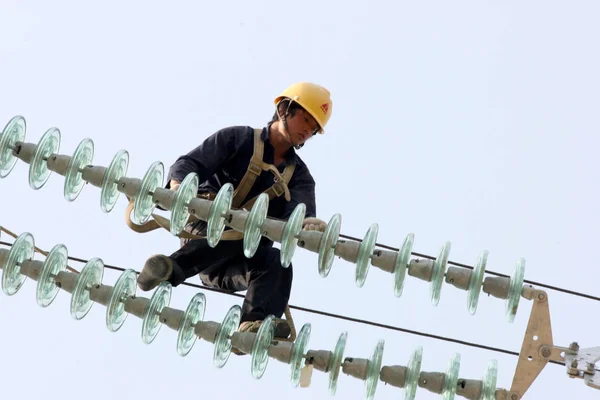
top-left (167, 220), bottom-right (293, 323)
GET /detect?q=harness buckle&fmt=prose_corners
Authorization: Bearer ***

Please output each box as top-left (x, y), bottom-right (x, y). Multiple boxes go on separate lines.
top-left (272, 182), bottom-right (285, 197)
top-left (247, 161), bottom-right (262, 176)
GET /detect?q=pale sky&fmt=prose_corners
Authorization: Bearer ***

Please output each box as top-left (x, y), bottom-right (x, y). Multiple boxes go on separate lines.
top-left (1, 1), bottom-right (599, 399)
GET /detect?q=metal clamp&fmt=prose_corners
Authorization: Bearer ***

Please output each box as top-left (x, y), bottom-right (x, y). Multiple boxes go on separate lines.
top-left (564, 343), bottom-right (600, 389)
top-left (509, 286), bottom-right (599, 397)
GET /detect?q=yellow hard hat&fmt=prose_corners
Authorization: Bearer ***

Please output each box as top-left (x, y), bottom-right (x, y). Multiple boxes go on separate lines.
top-left (274, 82), bottom-right (332, 133)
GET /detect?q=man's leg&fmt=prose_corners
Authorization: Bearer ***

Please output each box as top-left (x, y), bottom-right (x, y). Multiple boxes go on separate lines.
top-left (137, 221), bottom-right (245, 291)
top-left (198, 244), bottom-right (293, 338)
top-left (137, 220), bottom-right (293, 339)
top-left (242, 245), bottom-right (293, 323)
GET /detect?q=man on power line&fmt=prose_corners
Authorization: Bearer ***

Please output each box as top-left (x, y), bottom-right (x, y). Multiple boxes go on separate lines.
top-left (136, 82), bottom-right (332, 345)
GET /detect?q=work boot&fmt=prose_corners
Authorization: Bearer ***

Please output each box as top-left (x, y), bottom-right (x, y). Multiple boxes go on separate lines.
top-left (138, 254), bottom-right (173, 291)
top-left (231, 318), bottom-right (292, 356)
top-left (273, 319), bottom-right (292, 339)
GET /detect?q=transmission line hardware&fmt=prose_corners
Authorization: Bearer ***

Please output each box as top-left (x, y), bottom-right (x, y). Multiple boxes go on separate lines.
top-left (1, 115), bottom-right (599, 398)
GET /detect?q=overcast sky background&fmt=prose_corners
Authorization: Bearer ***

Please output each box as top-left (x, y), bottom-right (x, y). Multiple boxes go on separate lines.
top-left (1, 1), bottom-right (599, 399)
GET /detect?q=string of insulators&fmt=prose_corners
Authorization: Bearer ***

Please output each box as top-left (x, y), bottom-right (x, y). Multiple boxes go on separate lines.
top-left (0, 229), bottom-right (503, 400)
top-left (0, 115), bottom-right (528, 323)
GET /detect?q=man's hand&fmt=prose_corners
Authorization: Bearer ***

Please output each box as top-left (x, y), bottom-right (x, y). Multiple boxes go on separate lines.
top-left (169, 180), bottom-right (181, 191)
top-left (303, 217), bottom-right (327, 232)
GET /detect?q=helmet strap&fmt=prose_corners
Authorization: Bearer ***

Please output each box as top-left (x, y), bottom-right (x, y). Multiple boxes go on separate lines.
top-left (276, 99), bottom-right (304, 150)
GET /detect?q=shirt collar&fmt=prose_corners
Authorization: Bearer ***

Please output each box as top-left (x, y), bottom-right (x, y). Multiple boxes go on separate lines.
top-left (263, 123), bottom-right (297, 163)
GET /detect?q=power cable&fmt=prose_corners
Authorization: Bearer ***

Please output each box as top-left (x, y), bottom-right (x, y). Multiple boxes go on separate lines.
top-left (0, 238), bottom-right (566, 366)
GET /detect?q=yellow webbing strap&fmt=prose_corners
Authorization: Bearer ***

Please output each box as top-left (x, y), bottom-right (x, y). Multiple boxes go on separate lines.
top-left (124, 197), bottom-right (244, 241)
top-left (231, 128), bottom-right (265, 209)
top-left (240, 162), bottom-right (296, 210)
top-left (279, 305), bottom-right (297, 342)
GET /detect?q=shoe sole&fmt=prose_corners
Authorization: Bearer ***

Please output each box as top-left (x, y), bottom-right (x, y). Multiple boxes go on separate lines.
top-left (138, 256), bottom-right (173, 291)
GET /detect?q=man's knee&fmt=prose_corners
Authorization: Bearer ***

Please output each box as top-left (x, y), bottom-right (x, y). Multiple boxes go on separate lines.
top-left (263, 247), bottom-right (293, 284)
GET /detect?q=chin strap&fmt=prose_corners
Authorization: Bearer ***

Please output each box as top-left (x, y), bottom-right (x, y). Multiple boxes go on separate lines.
top-left (276, 99), bottom-right (304, 150)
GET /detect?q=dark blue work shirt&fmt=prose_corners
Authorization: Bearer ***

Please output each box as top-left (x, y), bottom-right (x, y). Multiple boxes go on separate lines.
top-left (166, 124), bottom-right (317, 220)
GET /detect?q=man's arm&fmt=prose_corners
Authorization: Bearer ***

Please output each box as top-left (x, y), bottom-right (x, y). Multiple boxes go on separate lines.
top-left (283, 176), bottom-right (328, 232)
top-left (281, 169), bottom-right (317, 220)
top-left (166, 126), bottom-right (244, 189)
top-left (281, 163), bottom-right (332, 232)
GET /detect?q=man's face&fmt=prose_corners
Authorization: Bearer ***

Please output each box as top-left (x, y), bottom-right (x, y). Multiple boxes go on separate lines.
top-left (286, 108), bottom-right (320, 145)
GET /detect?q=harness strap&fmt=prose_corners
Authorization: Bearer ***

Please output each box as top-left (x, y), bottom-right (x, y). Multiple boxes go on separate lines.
top-left (279, 305), bottom-right (297, 342)
top-left (124, 196), bottom-right (244, 241)
top-left (240, 162), bottom-right (296, 210)
top-left (231, 128), bottom-right (265, 209)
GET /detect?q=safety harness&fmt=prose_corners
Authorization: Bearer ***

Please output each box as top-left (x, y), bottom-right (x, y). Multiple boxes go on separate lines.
top-left (124, 127), bottom-right (298, 340)
top-left (125, 128), bottom-right (296, 239)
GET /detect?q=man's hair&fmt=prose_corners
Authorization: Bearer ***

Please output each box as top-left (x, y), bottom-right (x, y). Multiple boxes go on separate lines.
top-left (271, 98), bottom-right (305, 123)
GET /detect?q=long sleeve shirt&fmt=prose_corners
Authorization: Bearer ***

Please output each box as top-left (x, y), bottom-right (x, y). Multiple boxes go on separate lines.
top-left (166, 124), bottom-right (317, 220)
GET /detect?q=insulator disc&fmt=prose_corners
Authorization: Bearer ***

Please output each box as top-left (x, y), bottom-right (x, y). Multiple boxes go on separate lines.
top-left (280, 203), bottom-right (306, 268)
top-left (355, 223), bottom-right (379, 288)
top-left (243, 193), bottom-right (269, 258)
top-left (141, 281), bottom-right (172, 344)
top-left (64, 138), bottom-right (94, 202)
top-left (393, 233), bottom-right (414, 297)
top-left (170, 172), bottom-right (199, 236)
top-left (207, 182), bottom-right (234, 248)
top-left (36, 243), bottom-right (68, 307)
top-left (318, 213), bottom-right (341, 278)
top-left (506, 258), bottom-right (526, 323)
top-left (29, 127), bottom-right (60, 190)
top-left (2, 232), bottom-right (34, 296)
top-left (70, 257), bottom-right (104, 320)
top-left (251, 314), bottom-right (275, 379)
top-left (213, 304), bottom-right (241, 368)
top-left (106, 268), bottom-right (137, 332)
top-left (176, 292), bottom-right (206, 357)
top-left (0, 115), bottom-right (26, 178)
top-left (100, 149), bottom-right (129, 213)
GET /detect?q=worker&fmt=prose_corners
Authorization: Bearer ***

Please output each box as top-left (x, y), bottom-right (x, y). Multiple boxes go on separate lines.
top-left (136, 82), bottom-right (332, 345)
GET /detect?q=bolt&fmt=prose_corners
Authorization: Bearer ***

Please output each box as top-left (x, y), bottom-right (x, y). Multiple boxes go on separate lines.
top-left (569, 342), bottom-right (580, 352)
top-left (541, 347), bottom-right (552, 358)
top-left (567, 371), bottom-right (579, 378)
top-left (537, 293), bottom-right (545, 301)
top-left (571, 360), bottom-right (579, 368)
top-left (588, 363), bottom-right (595, 372)
top-left (511, 394), bottom-right (519, 400)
